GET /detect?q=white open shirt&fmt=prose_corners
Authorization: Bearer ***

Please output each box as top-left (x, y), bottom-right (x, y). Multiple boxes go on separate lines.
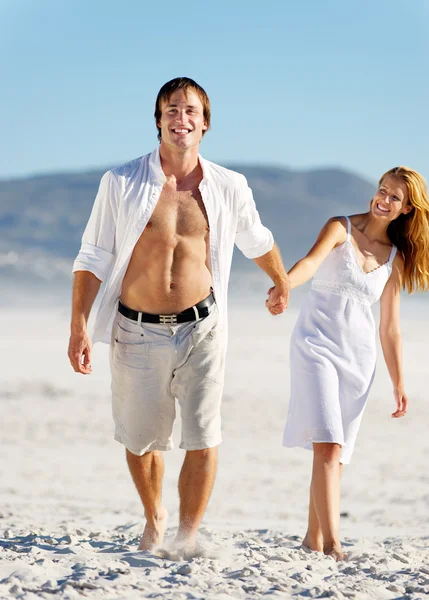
top-left (73, 147), bottom-right (274, 344)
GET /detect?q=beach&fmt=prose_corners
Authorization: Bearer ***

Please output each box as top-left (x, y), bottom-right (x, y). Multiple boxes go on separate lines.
top-left (1, 297), bottom-right (428, 599)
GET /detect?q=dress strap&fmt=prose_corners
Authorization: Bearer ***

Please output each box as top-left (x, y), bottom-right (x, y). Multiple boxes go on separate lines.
top-left (388, 245), bottom-right (397, 264)
top-left (344, 216), bottom-right (351, 240)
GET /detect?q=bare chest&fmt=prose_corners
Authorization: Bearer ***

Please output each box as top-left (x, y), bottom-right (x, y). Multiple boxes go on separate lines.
top-left (145, 187), bottom-right (209, 237)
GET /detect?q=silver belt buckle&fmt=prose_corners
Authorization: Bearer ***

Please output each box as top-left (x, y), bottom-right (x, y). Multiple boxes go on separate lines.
top-left (159, 314), bottom-right (177, 324)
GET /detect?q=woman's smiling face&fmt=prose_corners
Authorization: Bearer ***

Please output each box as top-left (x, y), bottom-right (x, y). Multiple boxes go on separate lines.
top-left (371, 175), bottom-right (412, 221)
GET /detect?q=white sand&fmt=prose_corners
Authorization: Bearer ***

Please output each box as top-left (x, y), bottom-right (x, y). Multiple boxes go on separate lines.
top-left (1, 296), bottom-right (429, 599)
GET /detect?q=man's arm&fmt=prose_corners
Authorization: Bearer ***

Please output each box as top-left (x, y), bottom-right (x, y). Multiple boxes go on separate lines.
top-left (68, 271), bottom-right (102, 374)
top-left (234, 175), bottom-right (289, 315)
top-left (68, 170), bottom-right (119, 373)
top-left (253, 244), bottom-right (290, 315)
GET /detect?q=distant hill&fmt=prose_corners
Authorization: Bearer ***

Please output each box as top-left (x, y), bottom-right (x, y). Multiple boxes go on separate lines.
top-left (0, 161), bottom-right (376, 289)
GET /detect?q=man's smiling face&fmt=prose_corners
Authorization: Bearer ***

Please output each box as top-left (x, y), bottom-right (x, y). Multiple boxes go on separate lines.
top-left (158, 89), bottom-right (208, 151)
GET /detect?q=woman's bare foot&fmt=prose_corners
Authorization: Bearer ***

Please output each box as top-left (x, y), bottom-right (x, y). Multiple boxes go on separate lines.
top-left (139, 507), bottom-right (168, 551)
top-left (302, 532), bottom-right (323, 552)
top-left (324, 542), bottom-right (346, 561)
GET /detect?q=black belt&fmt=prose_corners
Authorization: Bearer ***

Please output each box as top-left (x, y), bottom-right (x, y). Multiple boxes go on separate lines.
top-left (118, 292), bottom-right (215, 325)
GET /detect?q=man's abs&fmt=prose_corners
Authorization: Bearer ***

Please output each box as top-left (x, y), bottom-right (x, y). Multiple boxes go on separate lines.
top-left (121, 184), bottom-right (212, 314)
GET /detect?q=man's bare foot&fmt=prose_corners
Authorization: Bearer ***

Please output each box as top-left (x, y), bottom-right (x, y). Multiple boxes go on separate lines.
top-left (302, 532), bottom-right (323, 552)
top-left (170, 529), bottom-right (198, 559)
top-left (324, 543), bottom-right (346, 562)
top-left (139, 507), bottom-right (168, 551)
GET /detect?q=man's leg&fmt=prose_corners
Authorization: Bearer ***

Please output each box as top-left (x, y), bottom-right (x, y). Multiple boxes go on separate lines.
top-left (126, 449), bottom-right (168, 550)
top-left (175, 447), bottom-right (218, 549)
top-left (110, 314), bottom-right (177, 551)
top-left (171, 306), bottom-right (223, 551)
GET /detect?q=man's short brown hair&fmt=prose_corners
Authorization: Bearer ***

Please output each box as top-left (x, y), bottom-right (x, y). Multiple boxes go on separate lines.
top-left (154, 77), bottom-right (211, 142)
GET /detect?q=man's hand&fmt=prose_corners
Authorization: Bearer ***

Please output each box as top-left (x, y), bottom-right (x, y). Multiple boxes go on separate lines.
top-left (252, 245), bottom-right (290, 315)
top-left (68, 328), bottom-right (93, 374)
top-left (266, 282), bottom-right (290, 316)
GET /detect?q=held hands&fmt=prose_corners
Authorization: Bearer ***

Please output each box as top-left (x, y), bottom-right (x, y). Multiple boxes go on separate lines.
top-left (266, 281), bottom-right (290, 316)
top-left (68, 328), bottom-right (93, 374)
top-left (392, 386), bottom-right (408, 418)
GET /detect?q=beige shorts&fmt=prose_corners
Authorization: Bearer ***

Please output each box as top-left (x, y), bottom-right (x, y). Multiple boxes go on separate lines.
top-left (109, 303), bottom-right (225, 455)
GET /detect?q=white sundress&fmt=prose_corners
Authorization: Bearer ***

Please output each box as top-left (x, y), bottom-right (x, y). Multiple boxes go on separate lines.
top-left (283, 216), bottom-right (397, 464)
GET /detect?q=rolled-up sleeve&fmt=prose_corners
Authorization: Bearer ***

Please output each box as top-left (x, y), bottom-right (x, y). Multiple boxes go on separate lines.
top-left (72, 170), bottom-right (119, 281)
top-left (234, 175), bottom-right (274, 259)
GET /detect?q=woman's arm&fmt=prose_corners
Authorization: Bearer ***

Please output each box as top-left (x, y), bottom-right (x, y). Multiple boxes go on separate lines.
top-left (379, 254), bottom-right (408, 418)
top-left (288, 217), bottom-right (347, 289)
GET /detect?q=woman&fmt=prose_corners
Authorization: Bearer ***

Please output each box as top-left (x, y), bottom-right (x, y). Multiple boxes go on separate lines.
top-left (281, 166), bottom-right (429, 560)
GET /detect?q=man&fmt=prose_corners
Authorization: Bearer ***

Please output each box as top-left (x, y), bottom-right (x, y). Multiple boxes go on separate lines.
top-left (68, 77), bottom-right (289, 554)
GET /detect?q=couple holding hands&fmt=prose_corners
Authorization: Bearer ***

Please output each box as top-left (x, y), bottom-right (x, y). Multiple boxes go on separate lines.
top-left (68, 77), bottom-right (429, 561)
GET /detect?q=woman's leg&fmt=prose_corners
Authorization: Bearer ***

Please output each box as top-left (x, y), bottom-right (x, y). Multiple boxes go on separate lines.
top-left (310, 442), bottom-right (344, 560)
top-left (302, 486), bottom-right (323, 551)
top-left (303, 461), bottom-right (344, 552)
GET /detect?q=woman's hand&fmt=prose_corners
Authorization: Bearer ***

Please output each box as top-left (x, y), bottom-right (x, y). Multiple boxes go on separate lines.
top-left (392, 386), bottom-right (408, 418)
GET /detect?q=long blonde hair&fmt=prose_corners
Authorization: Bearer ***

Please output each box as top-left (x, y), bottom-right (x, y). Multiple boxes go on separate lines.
top-left (380, 166), bottom-right (429, 293)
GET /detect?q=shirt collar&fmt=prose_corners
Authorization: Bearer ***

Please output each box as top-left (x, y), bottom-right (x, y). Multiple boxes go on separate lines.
top-left (148, 146), bottom-right (167, 185)
top-left (149, 146), bottom-right (209, 186)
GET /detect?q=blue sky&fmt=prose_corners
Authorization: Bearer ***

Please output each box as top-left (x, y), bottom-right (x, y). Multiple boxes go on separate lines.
top-left (1, 0), bottom-right (428, 183)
